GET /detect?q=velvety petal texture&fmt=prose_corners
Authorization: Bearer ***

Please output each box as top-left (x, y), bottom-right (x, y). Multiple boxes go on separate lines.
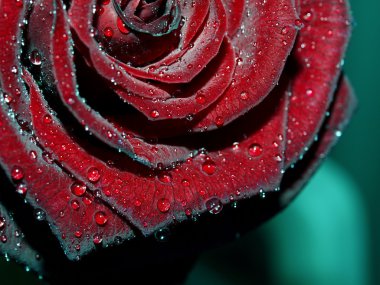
top-left (0, 0), bottom-right (354, 281)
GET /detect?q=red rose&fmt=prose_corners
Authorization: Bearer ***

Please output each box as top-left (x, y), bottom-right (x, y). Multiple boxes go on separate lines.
top-left (0, 0), bottom-right (355, 282)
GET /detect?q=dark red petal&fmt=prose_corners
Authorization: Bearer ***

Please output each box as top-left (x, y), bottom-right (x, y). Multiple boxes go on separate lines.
top-left (28, 0), bottom-right (191, 167)
top-left (117, 38), bottom-right (236, 120)
top-left (0, 200), bottom-right (44, 274)
top-left (221, 0), bottom-right (245, 36)
top-left (284, 0), bottom-right (352, 166)
top-left (25, 71), bottom-right (289, 234)
top-left (281, 76), bottom-right (356, 205)
top-left (191, 0), bottom-right (299, 131)
top-left (0, 0), bottom-right (30, 120)
top-left (118, 0), bottom-right (227, 84)
top-left (1, 76), bottom-right (134, 260)
top-left (69, 0), bottom-right (172, 100)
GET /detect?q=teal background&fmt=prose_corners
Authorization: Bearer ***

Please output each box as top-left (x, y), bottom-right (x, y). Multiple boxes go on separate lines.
top-left (1, 0), bottom-right (379, 284)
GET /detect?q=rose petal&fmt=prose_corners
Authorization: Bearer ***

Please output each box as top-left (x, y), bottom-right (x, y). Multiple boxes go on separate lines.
top-left (281, 75), bottom-right (356, 205)
top-left (191, 0), bottom-right (299, 131)
top-left (26, 76), bottom-right (288, 235)
top-left (117, 0), bottom-right (227, 84)
top-left (117, 38), bottom-right (236, 120)
top-left (27, 0), bottom-right (193, 167)
top-left (284, 0), bottom-right (352, 166)
top-left (0, 196), bottom-right (44, 274)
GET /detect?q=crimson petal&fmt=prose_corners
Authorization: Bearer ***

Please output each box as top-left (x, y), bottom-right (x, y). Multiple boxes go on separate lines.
top-left (28, 0), bottom-right (193, 167)
top-left (26, 76), bottom-right (288, 235)
top-left (0, 199), bottom-right (44, 274)
top-left (191, 0), bottom-right (298, 131)
top-left (281, 76), bottom-right (356, 205)
top-left (284, 0), bottom-right (352, 166)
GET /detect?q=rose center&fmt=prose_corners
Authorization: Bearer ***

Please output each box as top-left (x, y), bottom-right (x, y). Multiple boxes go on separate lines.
top-left (113, 0), bottom-right (181, 36)
top-left (94, 0), bottom-right (181, 66)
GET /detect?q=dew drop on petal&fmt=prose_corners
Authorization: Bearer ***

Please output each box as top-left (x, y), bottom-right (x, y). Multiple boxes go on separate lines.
top-left (1, 235), bottom-right (7, 243)
top-left (74, 231), bottom-right (83, 238)
top-left (206, 197), bottom-right (223, 214)
top-left (157, 198), bottom-right (171, 213)
top-left (34, 209), bottom-right (46, 221)
top-left (71, 182), bottom-right (86, 197)
top-left (157, 172), bottom-right (172, 183)
top-left (94, 211), bottom-right (108, 226)
top-left (195, 94), bottom-right (206, 104)
top-left (29, 49), bottom-right (42, 65)
top-left (11, 166), bottom-right (24, 180)
top-left (103, 27), bottom-right (114, 38)
top-left (71, 200), bottom-right (80, 210)
top-left (240, 91), bottom-right (248, 100)
top-left (181, 179), bottom-right (190, 187)
top-left (117, 17), bottom-right (130, 34)
top-left (0, 217), bottom-right (5, 229)
top-left (16, 183), bottom-right (27, 195)
top-left (248, 144), bottom-right (263, 157)
top-left (87, 167), bottom-right (101, 182)
top-left (93, 234), bottom-right (103, 245)
top-left (202, 160), bottom-right (216, 175)
top-left (215, 116), bottom-right (224, 127)
top-left (150, 110), bottom-right (160, 119)
top-left (43, 114), bottom-right (52, 124)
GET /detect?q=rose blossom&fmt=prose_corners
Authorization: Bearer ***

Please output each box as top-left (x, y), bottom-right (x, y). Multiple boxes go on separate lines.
top-left (0, 0), bottom-right (355, 283)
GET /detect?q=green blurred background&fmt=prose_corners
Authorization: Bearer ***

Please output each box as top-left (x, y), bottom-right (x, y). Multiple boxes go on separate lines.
top-left (1, 0), bottom-right (379, 284)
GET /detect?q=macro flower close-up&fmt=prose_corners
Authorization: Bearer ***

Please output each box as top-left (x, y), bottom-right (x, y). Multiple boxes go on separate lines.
top-left (0, 0), bottom-right (365, 284)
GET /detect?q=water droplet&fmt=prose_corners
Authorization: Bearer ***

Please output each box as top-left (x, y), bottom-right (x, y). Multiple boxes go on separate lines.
top-left (303, 11), bottom-right (313, 22)
top-left (16, 183), bottom-right (27, 195)
top-left (202, 160), bottom-right (216, 175)
top-left (0, 217), bottom-right (5, 229)
top-left (117, 17), bottom-right (130, 34)
top-left (87, 167), bottom-right (101, 182)
top-left (11, 166), bottom-right (24, 180)
top-left (43, 114), bottom-right (52, 124)
top-left (71, 182), bottom-right (86, 196)
top-left (0, 235), bottom-right (7, 243)
top-left (248, 144), bottom-right (263, 157)
top-left (295, 19), bottom-right (303, 29)
top-left (306, 88), bottom-right (313, 96)
top-left (206, 197), bottom-right (223, 214)
top-left (281, 26), bottom-right (289, 35)
top-left (42, 152), bottom-right (53, 164)
top-left (154, 228), bottom-right (171, 242)
top-left (157, 172), bottom-right (172, 183)
top-left (157, 198), bottom-right (171, 213)
top-left (185, 208), bottom-right (192, 216)
top-left (74, 231), bottom-right (83, 238)
top-left (150, 109), bottom-right (160, 119)
top-left (11, 66), bottom-right (17, 74)
top-left (134, 199), bottom-right (142, 207)
top-left (94, 211), bottom-right (108, 226)
top-left (181, 179), bottom-right (190, 187)
top-left (93, 234), bottom-right (103, 245)
top-left (15, 0), bottom-right (23, 7)
top-left (29, 150), bottom-right (37, 160)
top-left (34, 209), bottom-right (46, 221)
top-left (71, 200), bottom-right (80, 210)
top-left (215, 116), bottom-right (224, 127)
top-left (240, 91), bottom-right (248, 100)
top-left (103, 27), bottom-right (113, 38)
top-left (195, 94), bottom-right (206, 104)
top-left (29, 49), bottom-right (42, 66)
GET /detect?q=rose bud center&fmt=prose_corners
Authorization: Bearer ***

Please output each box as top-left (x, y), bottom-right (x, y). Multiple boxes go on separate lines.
top-left (95, 0), bottom-right (181, 66)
